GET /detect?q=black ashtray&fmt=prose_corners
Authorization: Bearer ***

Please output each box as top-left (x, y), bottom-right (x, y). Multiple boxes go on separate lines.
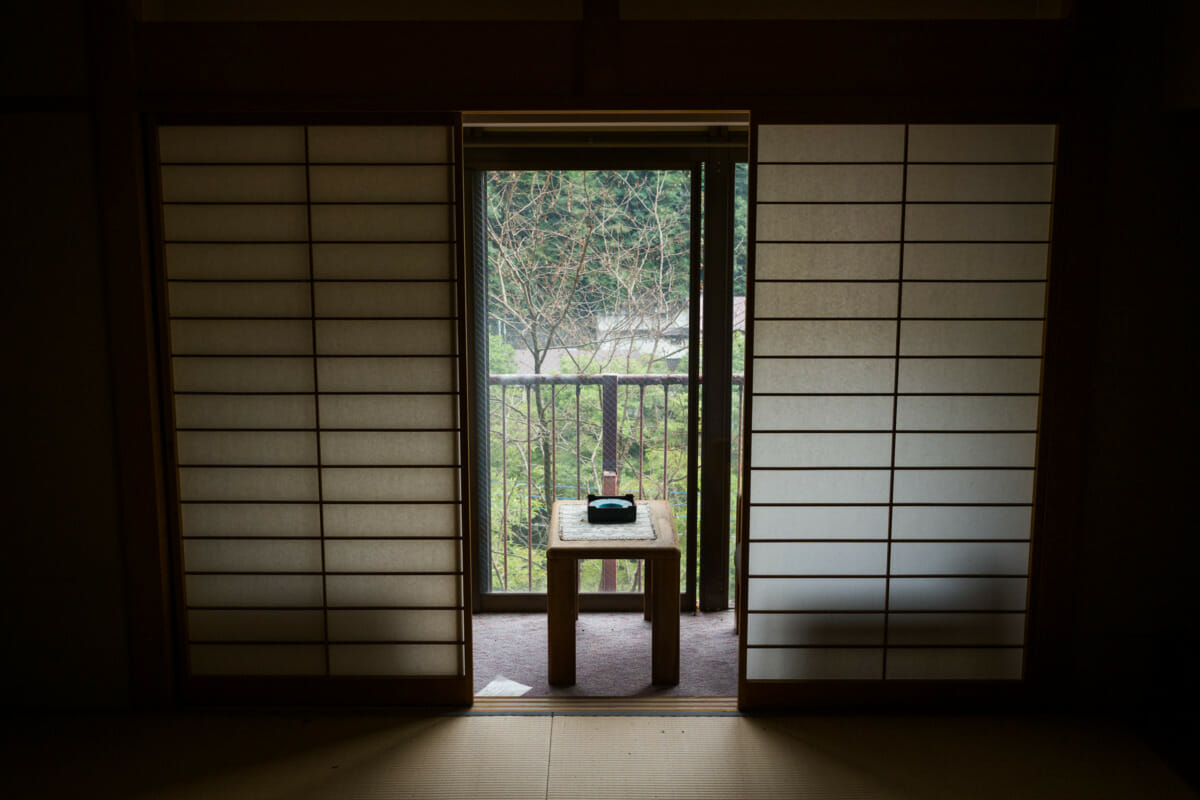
top-left (586, 494), bottom-right (636, 524)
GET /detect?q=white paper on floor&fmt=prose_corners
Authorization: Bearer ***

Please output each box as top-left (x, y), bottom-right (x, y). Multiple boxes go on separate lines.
top-left (477, 675), bottom-right (532, 697)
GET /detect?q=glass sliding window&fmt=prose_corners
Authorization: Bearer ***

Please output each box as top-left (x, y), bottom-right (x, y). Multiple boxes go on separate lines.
top-left (482, 170), bottom-right (693, 594)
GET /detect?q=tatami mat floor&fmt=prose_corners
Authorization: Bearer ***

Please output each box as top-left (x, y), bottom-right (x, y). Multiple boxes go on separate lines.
top-left (3, 711), bottom-right (1193, 799)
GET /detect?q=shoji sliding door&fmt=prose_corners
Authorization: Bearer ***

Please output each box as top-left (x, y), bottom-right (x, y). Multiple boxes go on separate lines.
top-left (741, 124), bottom-right (1054, 704)
top-left (158, 121), bottom-right (471, 704)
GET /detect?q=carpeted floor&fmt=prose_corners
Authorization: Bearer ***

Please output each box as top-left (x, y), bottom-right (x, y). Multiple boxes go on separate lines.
top-left (472, 610), bottom-right (737, 696)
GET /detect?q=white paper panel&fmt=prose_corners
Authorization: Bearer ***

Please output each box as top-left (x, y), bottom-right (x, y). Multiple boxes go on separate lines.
top-left (171, 320), bottom-right (313, 355)
top-left (177, 431), bottom-right (318, 465)
top-left (898, 358), bottom-right (1042, 394)
top-left (747, 613), bottom-right (884, 646)
top-left (901, 283), bottom-right (1046, 318)
top-left (307, 126), bottom-right (450, 163)
top-left (907, 125), bottom-right (1055, 163)
top-left (744, 123), bottom-right (1053, 680)
top-left (325, 540), bottom-right (460, 573)
top-left (310, 204), bottom-right (452, 242)
top-left (892, 506), bottom-right (1032, 540)
top-left (887, 613), bottom-right (1026, 645)
top-left (906, 165), bottom-right (1055, 202)
top-left (749, 542), bottom-right (888, 575)
top-left (893, 469), bottom-right (1034, 504)
top-left (757, 204), bottom-right (901, 242)
top-left (757, 164), bottom-right (903, 202)
top-left (751, 396), bottom-right (894, 431)
top-left (317, 357), bottom-right (457, 392)
top-left (749, 506), bottom-right (889, 541)
top-left (904, 204), bottom-right (1051, 242)
top-left (894, 433), bottom-right (1037, 467)
top-left (320, 431), bottom-right (458, 465)
top-left (758, 125), bottom-right (905, 163)
top-left (168, 282), bottom-right (312, 318)
top-left (890, 542), bottom-right (1029, 576)
top-left (754, 282), bottom-right (897, 318)
top-left (754, 321), bottom-right (896, 356)
top-left (188, 609), bottom-right (324, 641)
top-left (159, 126), bottom-right (305, 163)
top-left (174, 395), bottom-right (317, 429)
top-left (315, 320), bottom-right (454, 354)
top-left (160, 165), bottom-right (307, 202)
top-left (186, 574), bottom-right (324, 607)
top-left (321, 467), bottom-right (459, 502)
top-left (312, 243), bottom-right (454, 279)
top-left (163, 204), bottom-right (309, 242)
top-left (181, 503), bottom-right (321, 538)
top-left (190, 644), bottom-right (324, 676)
top-left (309, 166), bottom-right (451, 202)
top-left (888, 577), bottom-right (1028, 611)
top-left (329, 644), bottom-right (459, 676)
top-left (900, 321), bottom-right (1044, 356)
top-left (896, 396), bottom-right (1039, 430)
top-left (756, 243), bottom-right (899, 280)
top-left (323, 504), bottom-right (459, 538)
top-left (885, 648), bottom-right (1023, 680)
top-left (165, 243), bottom-right (311, 280)
top-left (750, 469), bottom-right (891, 504)
top-left (751, 358), bottom-right (893, 394)
top-left (903, 243), bottom-right (1049, 280)
top-left (752, 433), bottom-right (892, 467)
top-left (318, 394), bottom-right (458, 429)
top-left (325, 574), bottom-right (460, 607)
top-left (314, 282), bottom-right (454, 318)
top-left (179, 467), bottom-right (319, 501)
top-left (746, 648), bottom-right (882, 680)
top-left (327, 609), bottom-right (460, 642)
top-left (172, 357), bottom-right (315, 392)
top-left (184, 539), bottom-right (323, 573)
top-left (747, 578), bottom-right (887, 611)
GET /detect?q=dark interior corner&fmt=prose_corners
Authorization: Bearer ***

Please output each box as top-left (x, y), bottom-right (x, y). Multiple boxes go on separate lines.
top-left (2, 0), bottom-right (1196, 793)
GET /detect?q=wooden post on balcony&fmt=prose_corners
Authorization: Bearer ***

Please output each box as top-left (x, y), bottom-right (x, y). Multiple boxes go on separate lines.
top-left (600, 374), bottom-right (619, 592)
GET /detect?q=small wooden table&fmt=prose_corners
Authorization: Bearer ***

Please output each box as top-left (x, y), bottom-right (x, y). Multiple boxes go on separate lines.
top-left (546, 499), bottom-right (680, 687)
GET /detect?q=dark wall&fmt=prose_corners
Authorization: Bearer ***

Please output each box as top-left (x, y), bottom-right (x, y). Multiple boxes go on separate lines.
top-left (1067, 4), bottom-right (1197, 729)
top-left (2, 3), bottom-right (130, 707)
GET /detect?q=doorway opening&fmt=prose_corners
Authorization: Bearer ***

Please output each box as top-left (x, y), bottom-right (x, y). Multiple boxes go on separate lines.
top-left (464, 116), bottom-right (748, 697)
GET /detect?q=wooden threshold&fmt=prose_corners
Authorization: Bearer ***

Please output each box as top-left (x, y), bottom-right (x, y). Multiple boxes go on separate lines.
top-left (470, 696), bottom-right (738, 714)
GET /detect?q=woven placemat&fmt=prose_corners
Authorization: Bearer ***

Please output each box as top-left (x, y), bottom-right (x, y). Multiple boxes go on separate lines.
top-left (559, 502), bottom-right (655, 541)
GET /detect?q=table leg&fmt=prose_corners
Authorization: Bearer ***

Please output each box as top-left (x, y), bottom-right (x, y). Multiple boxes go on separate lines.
top-left (643, 560), bottom-right (653, 621)
top-left (650, 555), bottom-right (680, 686)
top-left (548, 556), bottom-right (576, 686)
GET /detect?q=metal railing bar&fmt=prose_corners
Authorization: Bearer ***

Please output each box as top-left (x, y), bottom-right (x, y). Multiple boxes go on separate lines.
top-left (526, 383), bottom-right (533, 591)
top-left (500, 384), bottom-right (508, 591)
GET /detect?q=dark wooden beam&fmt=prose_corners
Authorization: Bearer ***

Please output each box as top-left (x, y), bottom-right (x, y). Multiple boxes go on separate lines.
top-left (134, 20), bottom-right (1067, 114)
top-left (92, 0), bottom-right (176, 707)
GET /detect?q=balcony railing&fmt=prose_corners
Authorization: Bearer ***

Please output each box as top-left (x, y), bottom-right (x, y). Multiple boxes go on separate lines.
top-left (486, 372), bottom-right (744, 594)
